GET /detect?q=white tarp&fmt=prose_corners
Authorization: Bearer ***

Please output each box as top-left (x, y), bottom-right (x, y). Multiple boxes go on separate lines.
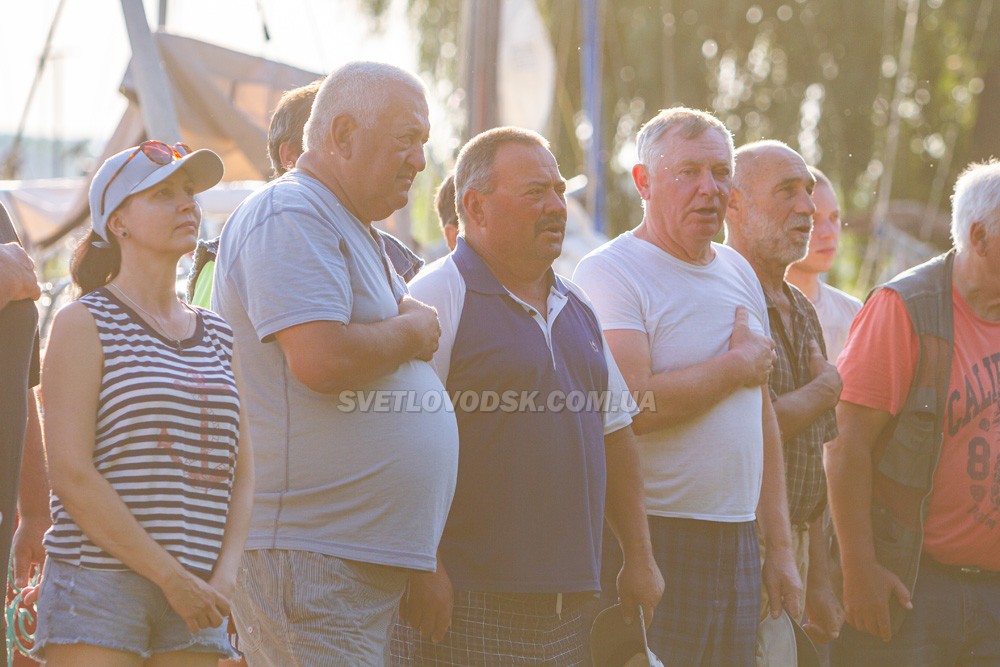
top-left (497, 0), bottom-right (556, 134)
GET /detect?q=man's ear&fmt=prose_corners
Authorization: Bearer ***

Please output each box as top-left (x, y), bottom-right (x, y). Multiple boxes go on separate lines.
top-left (278, 142), bottom-right (300, 169)
top-left (727, 186), bottom-right (743, 220)
top-left (463, 189), bottom-right (485, 229)
top-left (632, 164), bottom-right (650, 200)
top-left (444, 224), bottom-right (459, 251)
top-left (969, 220), bottom-right (989, 255)
top-left (329, 114), bottom-right (358, 159)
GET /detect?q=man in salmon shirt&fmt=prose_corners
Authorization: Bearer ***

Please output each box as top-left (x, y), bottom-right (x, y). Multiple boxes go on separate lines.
top-left (827, 160), bottom-right (1000, 665)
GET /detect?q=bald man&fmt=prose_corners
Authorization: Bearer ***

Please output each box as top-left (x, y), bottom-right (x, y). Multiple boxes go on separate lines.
top-left (726, 141), bottom-right (845, 651)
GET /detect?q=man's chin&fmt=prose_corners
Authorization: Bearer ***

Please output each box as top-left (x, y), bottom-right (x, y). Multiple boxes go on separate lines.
top-left (541, 241), bottom-right (564, 263)
top-left (370, 194), bottom-right (410, 223)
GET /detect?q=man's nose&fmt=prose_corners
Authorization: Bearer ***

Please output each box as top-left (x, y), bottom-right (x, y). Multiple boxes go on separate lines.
top-left (798, 190), bottom-right (817, 216)
top-left (697, 169), bottom-right (721, 195)
top-left (408, 143), bottom-right (427, 173)
top-left (544, 187), bottom-right (567, 216)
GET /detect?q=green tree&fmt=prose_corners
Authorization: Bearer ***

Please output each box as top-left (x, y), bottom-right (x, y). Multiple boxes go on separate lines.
top-left (360, 0), bottom-right (1000, 256)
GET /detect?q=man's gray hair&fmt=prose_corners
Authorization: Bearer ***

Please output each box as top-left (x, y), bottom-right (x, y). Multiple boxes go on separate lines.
top-left (636, 107), bottom-right (734, 169)
top-left (454, 126), bottom-right (550, 227)
top-left (303, 61), bottom-right (426, 152)
top-left (951, 159), bottom-right (1000, 252)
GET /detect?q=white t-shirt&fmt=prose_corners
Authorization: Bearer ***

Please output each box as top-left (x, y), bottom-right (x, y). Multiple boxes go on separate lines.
top-left (812, 282), bottom-right (862, 362)
top-left (573, 233), bottom-right (768, 522)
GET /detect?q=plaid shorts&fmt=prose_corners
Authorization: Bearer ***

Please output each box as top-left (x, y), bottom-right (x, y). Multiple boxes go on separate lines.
top-left (601, 517), bottom-right (760, 666)
top-left (390, 589), bottom-right (594, 666)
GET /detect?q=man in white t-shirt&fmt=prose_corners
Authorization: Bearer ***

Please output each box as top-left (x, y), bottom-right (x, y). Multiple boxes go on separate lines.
top-left (574, 107), bottom-right (801, 666)
top-left (785, 168), bottom-right (862, 361)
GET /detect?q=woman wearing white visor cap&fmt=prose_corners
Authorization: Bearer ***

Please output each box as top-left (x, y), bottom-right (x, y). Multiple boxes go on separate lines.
top-left (32, 141), bottom-right (254, 665)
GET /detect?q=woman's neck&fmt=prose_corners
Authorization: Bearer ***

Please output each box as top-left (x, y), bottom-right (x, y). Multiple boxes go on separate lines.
top-left (111, 253), bottom-right (182, 313)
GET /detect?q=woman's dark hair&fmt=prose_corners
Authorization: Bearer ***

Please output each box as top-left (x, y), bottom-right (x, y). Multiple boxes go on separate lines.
top-left (71, 230), bottom-right (121, 295)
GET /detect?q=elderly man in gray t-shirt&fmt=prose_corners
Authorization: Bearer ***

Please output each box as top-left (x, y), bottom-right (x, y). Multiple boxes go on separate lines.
top-left (213, 62), bottom-right (459, 666)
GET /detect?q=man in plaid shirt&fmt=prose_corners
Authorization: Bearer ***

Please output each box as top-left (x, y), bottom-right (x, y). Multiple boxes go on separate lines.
top-left (726, 141), bottom-right (845, 651)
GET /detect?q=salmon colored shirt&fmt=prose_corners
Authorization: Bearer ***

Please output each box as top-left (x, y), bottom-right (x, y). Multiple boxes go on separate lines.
top-left (838, 286), bottom-right (1000, 570)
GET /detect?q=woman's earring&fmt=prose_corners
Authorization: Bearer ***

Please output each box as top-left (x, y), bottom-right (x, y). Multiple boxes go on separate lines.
top-left (120, 231), bottom-right (129, 238)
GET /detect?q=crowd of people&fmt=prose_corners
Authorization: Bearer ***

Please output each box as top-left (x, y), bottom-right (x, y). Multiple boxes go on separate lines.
top-left (1, 58), bottom-right (998, 667)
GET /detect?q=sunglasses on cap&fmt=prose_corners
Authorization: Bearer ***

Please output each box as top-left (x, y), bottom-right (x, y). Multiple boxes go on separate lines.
top-left (99, 141), bottom-right (193, 216)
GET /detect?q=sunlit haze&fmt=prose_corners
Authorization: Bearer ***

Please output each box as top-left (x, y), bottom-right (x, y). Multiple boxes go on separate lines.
top-left (1, 0), bottom-right (420, 145)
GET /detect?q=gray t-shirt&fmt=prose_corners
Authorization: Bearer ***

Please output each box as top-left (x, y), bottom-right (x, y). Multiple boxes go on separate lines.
top-left (213, 172), bottom-right (458, 571)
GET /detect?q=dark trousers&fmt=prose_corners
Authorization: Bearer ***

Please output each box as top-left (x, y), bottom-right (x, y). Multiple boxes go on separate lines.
top-left (833, 557), bottom-right (1000, 666)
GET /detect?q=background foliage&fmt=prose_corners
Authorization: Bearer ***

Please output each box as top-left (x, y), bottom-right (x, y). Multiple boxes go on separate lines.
top-left (364, 0), bottom-right (1000, 287)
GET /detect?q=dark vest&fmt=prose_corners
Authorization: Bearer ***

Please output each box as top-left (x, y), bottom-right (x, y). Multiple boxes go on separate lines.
top-left (868, 251), bottom-right (954, 634)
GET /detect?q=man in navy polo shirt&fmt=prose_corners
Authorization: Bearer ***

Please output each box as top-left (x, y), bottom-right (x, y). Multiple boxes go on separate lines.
top-left (391, 127), bottom-right (663, 666)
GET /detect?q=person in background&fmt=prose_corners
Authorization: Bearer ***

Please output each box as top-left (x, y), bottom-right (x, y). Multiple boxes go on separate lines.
top-left (828, 161), bottom-right (1000, 664)
top-left (784, 167), bottom-right (862, 362)
top-left (187, 80), bottom-right (423, 307)
top-left (32, 141), bottom-right (253, 665)
top-left (434, 172), bottom-right (459, 252)
top-left (0, 202), bottom-right (47, 667)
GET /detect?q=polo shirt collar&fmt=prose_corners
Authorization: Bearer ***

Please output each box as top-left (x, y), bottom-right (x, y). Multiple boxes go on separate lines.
top-left (453, 236), bottom-right (568, 296)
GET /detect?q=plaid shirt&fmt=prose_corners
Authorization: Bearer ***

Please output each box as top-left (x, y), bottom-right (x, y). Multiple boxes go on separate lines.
top-left (767, 283), bottom-right (838, 525)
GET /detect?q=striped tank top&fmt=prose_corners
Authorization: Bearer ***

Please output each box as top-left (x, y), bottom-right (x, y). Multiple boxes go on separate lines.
top-left (44, 288), bottom-right (241, 578)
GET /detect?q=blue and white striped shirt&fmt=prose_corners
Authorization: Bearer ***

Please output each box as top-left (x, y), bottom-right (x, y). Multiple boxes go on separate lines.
top-left (44, 288), bottom-right (240, 577)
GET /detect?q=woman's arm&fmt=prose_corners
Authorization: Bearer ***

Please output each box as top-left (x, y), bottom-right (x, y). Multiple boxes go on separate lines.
top-left (42, 302), bottom-right (229, 633)
top-left (208, 352), bottom-right (255, 599)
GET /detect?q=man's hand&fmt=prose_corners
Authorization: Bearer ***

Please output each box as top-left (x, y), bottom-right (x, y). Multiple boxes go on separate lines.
top-left (11, 514), bottom-right (50, 589)
top-left (807, 340), bottom-right (842, 407)
top-left (728, 306), bottom-right (775, 387)
top-left (398, 296), bottom-right (441, 362)
top-left (617, 551), bottom-right (664, 627)
top-left (0, 242), bottom-right (41, 310)
top-left (842, 561), bottom-right (911, 642)
top-left (803, 576), bottom-right (844, 643)
top-left (762, 544), bottom-right (803, 620)
top-left (400, 564), bottom-right (454, 643)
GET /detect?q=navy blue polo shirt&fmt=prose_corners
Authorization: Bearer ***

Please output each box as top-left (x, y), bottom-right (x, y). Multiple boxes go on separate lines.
top-left (408, 239), bottom-right (635, 593)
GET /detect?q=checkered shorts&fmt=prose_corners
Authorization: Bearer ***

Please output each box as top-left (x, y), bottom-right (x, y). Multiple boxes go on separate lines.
top-left (601, 517), bottom-right (760, 666)
top-left (390, 589), bottom-right (593, 666)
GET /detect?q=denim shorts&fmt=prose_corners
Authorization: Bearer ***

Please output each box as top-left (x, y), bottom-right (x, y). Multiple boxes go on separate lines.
top-left (31, 558), bottom-right (238, 660)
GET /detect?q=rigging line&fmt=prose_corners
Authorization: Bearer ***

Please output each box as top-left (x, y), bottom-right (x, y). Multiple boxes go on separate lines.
top-left (255, 0), bottom-right (272, 42)
top-left (2, 0), bottom-right (69, 179)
